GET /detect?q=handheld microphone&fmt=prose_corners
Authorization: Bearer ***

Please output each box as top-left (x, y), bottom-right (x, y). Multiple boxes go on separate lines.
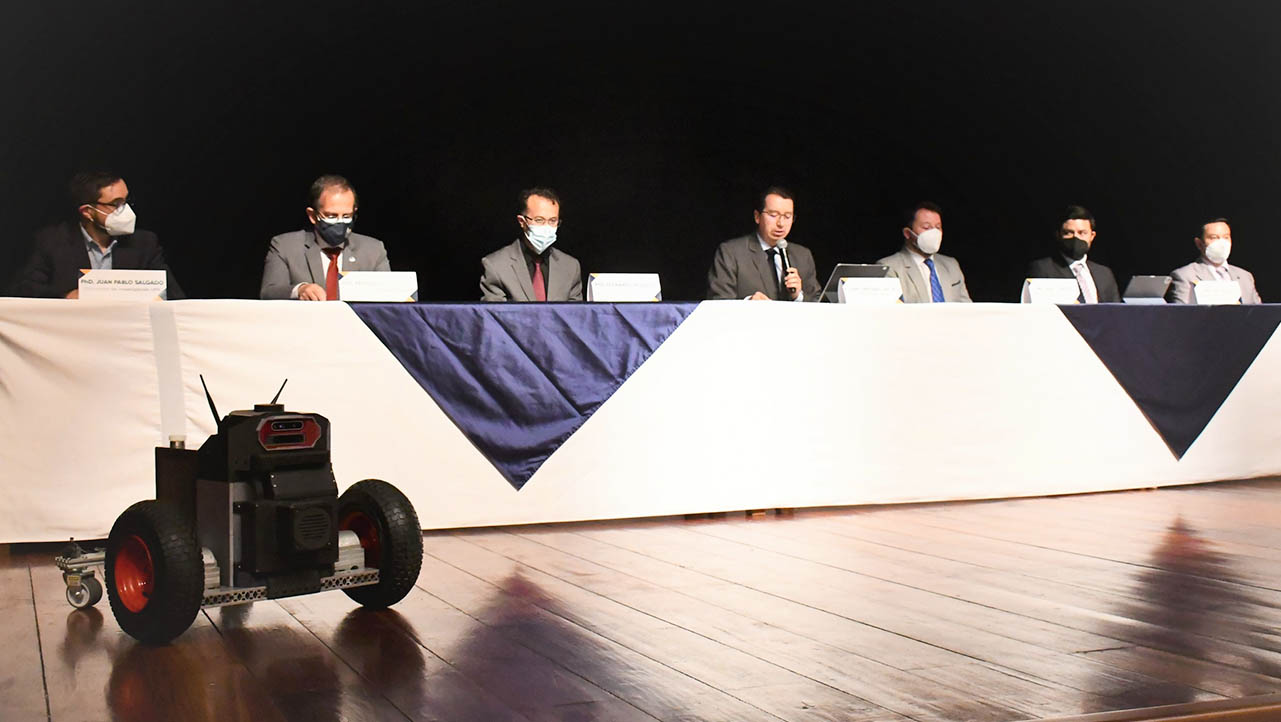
top-left (776, 239), bottom-right (793, 297)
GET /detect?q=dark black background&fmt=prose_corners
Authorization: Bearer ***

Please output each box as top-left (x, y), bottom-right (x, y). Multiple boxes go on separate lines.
top-left (3, 1), bottom-right (1278, 301)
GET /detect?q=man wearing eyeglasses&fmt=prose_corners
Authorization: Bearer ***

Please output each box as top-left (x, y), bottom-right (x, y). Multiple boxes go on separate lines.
top-left (260, 175), bottom-right (391, 300)
top-left (480, 188), bottom-right (583, 302)
top-left (707, 187), bottom-right (821, 301)
top-left (8, 171), bottom-right (185, 299)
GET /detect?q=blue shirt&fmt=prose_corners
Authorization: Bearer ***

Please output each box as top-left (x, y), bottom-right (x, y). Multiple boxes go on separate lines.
top-left (80, 225), bottom-right (117, 270)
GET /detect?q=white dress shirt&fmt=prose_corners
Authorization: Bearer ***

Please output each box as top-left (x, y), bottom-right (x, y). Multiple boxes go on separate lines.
top-left (756, 234), bottom-right (802, 301)
top-left (908, 248), bottom-right (939, 303)
top-left (1068, 255), bottom-right (1098, 304)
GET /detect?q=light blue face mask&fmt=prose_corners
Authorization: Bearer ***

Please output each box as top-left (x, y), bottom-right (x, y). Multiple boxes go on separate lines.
top-left (525, 224), bottom-right (557, 254)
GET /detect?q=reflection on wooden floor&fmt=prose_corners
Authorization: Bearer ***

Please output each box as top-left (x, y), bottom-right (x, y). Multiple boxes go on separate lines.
top-left (5, 479), bottom-right (1281, 721)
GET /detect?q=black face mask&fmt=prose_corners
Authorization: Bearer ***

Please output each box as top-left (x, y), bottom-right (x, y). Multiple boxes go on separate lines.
top-left (316, 218), bottom-right (352, 247)
top-left (1060, 236), bottom-right (1089, 261)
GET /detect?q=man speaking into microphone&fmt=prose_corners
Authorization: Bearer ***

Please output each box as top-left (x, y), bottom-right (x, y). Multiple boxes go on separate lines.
top-left (707, 186), bottom-right (821, 301)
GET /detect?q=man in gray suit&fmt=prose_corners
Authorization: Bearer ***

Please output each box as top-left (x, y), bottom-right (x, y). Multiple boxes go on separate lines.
top-left (480, 187), bottom-right (583, 302)
top-left (878, 201), bottom-right (971, 303)
top-left (706, 186), bottom-right (821, 301)
top-left (260, 175), bottom-right (391, 300)
top-left (1168, 218), bottom-right (1262, 304)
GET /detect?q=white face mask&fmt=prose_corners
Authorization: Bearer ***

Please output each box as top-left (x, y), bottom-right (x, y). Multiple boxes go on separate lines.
top-left (1204, 238), bottom-right (1231, 265)
top-left (91, 203), bottom-right (137, 236)
top-left (525, 224), bottom-right (557, 254)
top-left (912, 227), bottom-right (942, 256)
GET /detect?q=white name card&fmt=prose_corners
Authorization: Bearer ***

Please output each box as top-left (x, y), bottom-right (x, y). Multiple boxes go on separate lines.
top-left (339, 271), bottom-right (418, 302)
top-left (78, 269), bottom-right (167, 301)
top-left (837, 277), bottom-right (902, 304)
top-left (587, 273), bottom-right (662, 302)
top-left (1021, 278), bottom-right (1081, 304)
top-left (1193, 279), bottom-right (1242, 305)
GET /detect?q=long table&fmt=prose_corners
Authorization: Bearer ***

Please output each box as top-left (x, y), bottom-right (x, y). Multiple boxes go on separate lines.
top-left (3, 298), bottom-right (1280, 543)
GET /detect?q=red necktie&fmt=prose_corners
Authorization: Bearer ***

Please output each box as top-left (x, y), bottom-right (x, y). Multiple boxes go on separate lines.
top-left (532, 260), bottom-right (547, 302)
top-left (323, 247), bottom-right (341, 300)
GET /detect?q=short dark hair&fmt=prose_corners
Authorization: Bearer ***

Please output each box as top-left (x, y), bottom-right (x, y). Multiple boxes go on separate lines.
top-left (1060, 205), bottom-right (1096, 232)
top-left (1197, 217), bottom-right (1230, 238)
top-left (756, 186), bottom-right (794, 211)
top-left (518, 187), bottom-right (560, 214)
top-left (308, 174), bottom-right (358, 209)
top-left (68, 171), bottom-right (122, 209)
top-left (904, 201), bottom-right (942, 227)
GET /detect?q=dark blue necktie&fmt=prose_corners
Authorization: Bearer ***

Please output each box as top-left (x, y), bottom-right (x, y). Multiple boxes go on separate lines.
top-left (924, 257), bottom-right (945, 303)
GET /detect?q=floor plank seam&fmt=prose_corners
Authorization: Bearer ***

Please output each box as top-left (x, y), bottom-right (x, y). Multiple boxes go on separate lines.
top-left (28, 564), bottom-right (52, 722)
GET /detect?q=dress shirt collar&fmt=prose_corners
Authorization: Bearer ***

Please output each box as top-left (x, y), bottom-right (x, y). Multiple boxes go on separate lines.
top-left (756, 233), bottom-right (783, 252)
top-left (81, 223), bottom-right (117, 255)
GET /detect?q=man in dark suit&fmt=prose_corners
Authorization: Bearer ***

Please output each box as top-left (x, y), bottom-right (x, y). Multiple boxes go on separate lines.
top-left (261, 175), bottom-right (392, 300)
top-left (480, 188), bottom-right (583, 302)
top-left (9, 171), bottom-right (185, 299)
top-left (706, 186), bottom-right (821, 301)
top-left (1027, 205), bottom-right (1121, 303)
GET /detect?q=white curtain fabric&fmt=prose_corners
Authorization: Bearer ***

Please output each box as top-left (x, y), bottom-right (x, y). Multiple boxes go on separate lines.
top-left (3, 299), bottom-right (1280, 543)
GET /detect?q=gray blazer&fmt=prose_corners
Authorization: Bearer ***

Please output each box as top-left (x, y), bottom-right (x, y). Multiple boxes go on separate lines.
top-left (1168, 259), bottom-right (1261, 304)
top-left (479, 239), bottom-right (583, 302)
top-left (260, 229), bottom-right (391, 300)
top-left (706, 234), bottom-right (822, 301)
top-left (877, 248), bottom-right (972, 303)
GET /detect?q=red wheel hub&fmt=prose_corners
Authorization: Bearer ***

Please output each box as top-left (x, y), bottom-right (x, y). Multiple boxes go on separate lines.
top-left (341, 511), bottom-right (382, 568)
top-left (115, 534), bottom-right (155, 613)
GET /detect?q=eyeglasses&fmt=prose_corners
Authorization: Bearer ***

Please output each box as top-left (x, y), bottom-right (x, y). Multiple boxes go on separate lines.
top-left (316, 211), bottom-right (356, 222)
top-left (522, 215), bottom-right (560, 227)
top-left (88, 198), bottom-right (131, 212)
top-left (760, 210), bottom-right (794, 221)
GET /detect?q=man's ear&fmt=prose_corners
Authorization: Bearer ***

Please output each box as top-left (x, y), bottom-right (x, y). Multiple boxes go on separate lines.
top-left (77, 205), bottom-right (93, 223)
top-left (305, 207), bottom-right (317, 225)
top-left (902, 227), bottom-right (912, 241)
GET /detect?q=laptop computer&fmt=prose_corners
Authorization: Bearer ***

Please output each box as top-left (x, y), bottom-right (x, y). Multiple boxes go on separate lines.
top-left (1122, 275), bottom-right (1171, 304)
top-left (818, 263), bottom-right (890, 303)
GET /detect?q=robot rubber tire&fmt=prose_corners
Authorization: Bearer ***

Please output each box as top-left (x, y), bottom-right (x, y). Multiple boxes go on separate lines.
top-left (105, 500), bottom-right (205, 644)
top-left (337, 479), bottom-right (423, 608)
top-left (66, 575), bottom-right (103, 609)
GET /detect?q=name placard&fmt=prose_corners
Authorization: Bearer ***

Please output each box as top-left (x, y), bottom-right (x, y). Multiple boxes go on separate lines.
top-left (78, 269), bottom-right (167, 301)
top-left (837, 277), bottom-right (903, 304)
top-left (587, 273), bottom-right (662, 302)
top-left (1193, 279), bottom-right (1242, 305)
top-left (1021, 278), bottom-right (1081, 304)
top-left (339, 271), bottom-right (418, 302)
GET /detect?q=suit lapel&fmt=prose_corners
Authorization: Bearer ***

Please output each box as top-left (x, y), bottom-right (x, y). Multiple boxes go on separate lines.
top-left (749, 237), bottom-right (778, 299)
top-left (111, 237), bottom-right (134, 270)
top-left (303, 232), bottom-right (324, 283)
top-left (899, 250), bottom-right (926, 301)
top-left (547, 248), bottom-right (565, 301)
top-left (509, 240), bottom-right (535, 302)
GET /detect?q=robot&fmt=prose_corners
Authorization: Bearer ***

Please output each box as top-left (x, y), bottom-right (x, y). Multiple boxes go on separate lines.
top-left (56, 378), bottom-right (423, 644)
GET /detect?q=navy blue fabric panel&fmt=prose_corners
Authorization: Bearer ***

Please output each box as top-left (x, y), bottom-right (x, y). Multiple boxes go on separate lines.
top-left (1059, 305), bottom-right (1281, 458)
top-left (350, 303), bottom-right (697, 489)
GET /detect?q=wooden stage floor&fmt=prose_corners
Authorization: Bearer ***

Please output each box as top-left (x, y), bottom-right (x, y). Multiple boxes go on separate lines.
top-left (5, 479), bottom-right (1281, 722)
